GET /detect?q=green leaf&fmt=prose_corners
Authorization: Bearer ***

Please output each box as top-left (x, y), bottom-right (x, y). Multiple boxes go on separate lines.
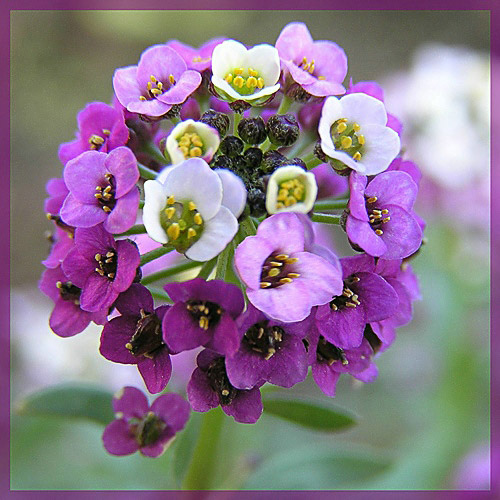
top-left (263, 396), bottom-right (356, 432)
top-left (15, 384), bottom-right (114, 425)
top-left (243, 443), bottom-right (392, 490)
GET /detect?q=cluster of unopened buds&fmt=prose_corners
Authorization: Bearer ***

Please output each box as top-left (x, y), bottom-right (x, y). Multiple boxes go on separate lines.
top-left (40, 22), bottom-right (424, 457)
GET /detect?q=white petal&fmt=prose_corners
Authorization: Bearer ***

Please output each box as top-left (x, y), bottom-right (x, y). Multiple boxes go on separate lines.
top-left (215, 169), bottom-right (247, 218)
top-left (156, 164), bottom-right (177, 184)
top-left (185, 206), bottom-right (238, 261)
top-left (163, 157), bottom-right (223, 219)
top-left (318, 97), bottom-right (342, 149)
top-left (339, 93), bottom-right (387, 127)
top-left (246, 44), bottom-right (281, 85)
top-left (143, 180), bottom-right (168, 244)
top-left (356, 124), bottom-right (401, 175)
top-left (211, 40), bottom-right (247, 78)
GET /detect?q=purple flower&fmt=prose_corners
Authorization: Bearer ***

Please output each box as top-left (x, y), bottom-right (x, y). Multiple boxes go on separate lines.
top-left (100, 284), bottom-right (172, 394)
top-left (113, 45), bottom-right (202, 118)
top-left (276, 22), bottom-right (347, 98)
top-left (315, 254), bottom-right (399, 349)
top-left (44, 177), bottom-right (69, 216)
top-left (312, 163), bottom-right (348, 199)
top-left (102, 387), bottom-right (190, 457)
top-left (39, 265), bottom-right (107, 337)
top-left (162, 278), bottom-right (244, 356)
top-left (225, 304), bottom-right (310, 390)
top-left (386, 157), bottom-right (422, 186)
top-left (307, 324), bottom-right (378, 397)
top-left (167, 37), bottom-right (227, 72)
top-left (58, 102), bottom-right (129, 165)
top-left (60, 147), bottom-right (140, 234)
top-left (187, 349), bottom-right (263, 424)
top-left (61, 224), bottom-right (140, 312)
top-left (42, 226), bottom-right (74, 270)
top-left (234, 212), bottom-right (343, 323)
top-left (346, 171), bottom-right (423, 259)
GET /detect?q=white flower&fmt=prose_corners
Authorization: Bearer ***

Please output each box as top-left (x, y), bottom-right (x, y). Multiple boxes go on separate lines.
top-left (166, 119), bottom-right (220, 164)
top-left (211, 39), bottom-right (281, 105)
top-left (265, 165), bottom-right (318, 214)
top-left (318, 93), bottom-right (400, 175)
top-left (143, 157), bottom-right (238, 261)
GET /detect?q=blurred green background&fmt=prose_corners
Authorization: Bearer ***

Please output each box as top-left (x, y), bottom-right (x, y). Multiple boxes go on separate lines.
top-left (10, 10), bottom-right (490, 490)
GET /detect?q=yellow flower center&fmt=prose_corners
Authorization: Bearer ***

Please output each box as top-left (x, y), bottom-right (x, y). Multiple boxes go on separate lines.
top-left (177, 132), bottom-right (204, 159)
top-left (276, 178), bottom-right (306, 209)
top-left (224, 67), bottom-right (265, 95)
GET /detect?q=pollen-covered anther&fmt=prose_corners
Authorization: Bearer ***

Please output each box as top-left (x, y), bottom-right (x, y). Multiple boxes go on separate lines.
top-left (165, 207), bottom-right (176, 219)
top-left (199, 316), bottom-right (209, 330)
top-left (270, 261), bottom-right (283, 267)
top-left (125, 342), bottom-right (133, 350)
top-left (353, 152), bottom-right (362, 161)
top-left (102, 206), bottom-right (112, 213)
top-left (268, 268), bottom-right (281, 278)
top-left (337, 122), bottom-right (347, 134)
top-left (285, 257), bottom-right (299, 265)
top-left (375, 229), bottom-right (383, 235)
top-left (260, 282), bottom-right (272, 288)
top-left (169, 74), bottom-right (175, 84)
top-left (167, 223), bottom-right (180, 241)
top-left (275, 254), bottom-right (289, 261)
top-left (382, 217), bottom-right (391, 223)
top-left (278, 277), bottom-right (293, 285)
top-left (187, 228), bottom-right (197, 239)
top-left (287, 272), bottom-right (300, 279)
top-left (357, 134), bottom-right (365, 145)
top-left (188, 202), bottom-right (197, 211)
top-left (366, 196), bottom-right (377, 203)
top-left (340, 136), bottom-right (353, 149)
top-left (102, 129), bottom-right (111, 135)
top-left (167, 195), bottom-right (175, 205)
top-left (353, 123), bottom-right (361, 132)
top-left (193, 213), bottom-right (203, 225)
top-left (264, 348), bottom-right (276, 360)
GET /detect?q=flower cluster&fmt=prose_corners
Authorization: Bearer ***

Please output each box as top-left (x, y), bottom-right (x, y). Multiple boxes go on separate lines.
top-left (39, 22), bottom-right (424, 456)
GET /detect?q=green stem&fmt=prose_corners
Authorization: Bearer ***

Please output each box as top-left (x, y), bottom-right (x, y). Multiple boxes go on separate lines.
top-left (311, 213), bottom-right (341, 224)
top-left (141, 259), bottom-right (201, 285)
top-left (233, 113), bottom-right (242, 136)
top-left (141, 142), bottom-right (167, 165)
top-left (305, 157), bottom-right (322, 170)
top-left (139, 245), bottom-right (173, 267)
top-left (286, 133), bottom-right (314, 159)
top-left (240, 216), bottom-right (257, 236)
top-left (182, 407), bottom-right (225, 490)
top-left (215, 243), bottom-right (233, 281)
top-left (197, 257), bottom-right (217, 280)
top-left (313, 199), bottom-right (348, 211)
top-left (116, 224), bottom-right (146, 237)
top-left (146, 286), bottom-right (173, 303)
top-left (276, 94), bottom-right (293, 115)
top-left (138, 163), bottom-right (158, 181)
top-left (139, 200), bottom-right (145, 209)
top-left (170, 116), bottom-right (181, 125)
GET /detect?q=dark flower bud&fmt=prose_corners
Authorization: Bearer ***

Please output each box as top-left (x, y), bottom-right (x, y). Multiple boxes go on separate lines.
top-left (244, 147), bottom-right (263, 169)
top-left (238, 117), bottom-right (267, 145)
top-left (210, 155), bottom-right (233, 170)
top-left (247, 187), bottom-right (267, 217)
top-left (288, 157), bottom-right (307, 169)
top-left (260, 150), bottom-right (288, 174)
top-left (314, 141), bottom-right (328, 162)
top-left (266, 114), bottom-right (300, 146)
top-left (285, 83), bottom-right (312, 103)
top-left (200, 110), bottom-right (230, 137)
top-left (229, 100), bottom-right (252, 114)
top-left (219, 135), bottom-right (244, 157)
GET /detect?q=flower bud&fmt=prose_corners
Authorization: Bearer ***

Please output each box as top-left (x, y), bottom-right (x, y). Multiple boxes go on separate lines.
top-left (243, 147), bottom-right (263, 170)
top-left (238, 117), bottom-right (267, 144)
top-left (210, 154), bottom-right (233, 170)
top-left (247, 187), bottom-right (267, 217)
top-left (219, 135), bottom-right (244, 157)
top-left (200, 109), bottom-right (230, 137)
top-left (260, 150), bottom-right (288, 174)
top-left (266, 114), bottom-right (300, 146)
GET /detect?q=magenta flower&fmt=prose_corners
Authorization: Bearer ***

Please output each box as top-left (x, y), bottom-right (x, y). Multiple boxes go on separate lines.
top-left (276, 22), bottom-right (347, 98)
top-left (187, 349), bottom-right (263, 424)
top-left (346, 171), bottom-right (423, 259)
top-left (100, 285), bottom-right (172, 394)
top-left (167, 37), bottom-right (227, 72)
top-left (307, 324), bottom-right (378, 397)
top-left (234, 212), bottom-right (343, 323)
top-left (42, 226), bottom-right (74, 270)
top-left (58, 102), bottom-right (129, 165)
top-left (315, 254), bottom-right (399, 349)
top-left (102, 387), bottom-right (190, 457)
top-left (60, 147), bottom-right (140, 234)
top-left (113, 45), bottom-right (202, 118)
top-left (162, 278), bottom-right (244, 356)
top-left (44, 177), bottom-right (69, 216)
top-left (61, 224), bottom-right (140, 312)
top-left (312, 163), bottom-right (348, 199)
top-left (39, 265), bottom-right (107, 337)
top-left (225, 304), bottom-right (310, 390)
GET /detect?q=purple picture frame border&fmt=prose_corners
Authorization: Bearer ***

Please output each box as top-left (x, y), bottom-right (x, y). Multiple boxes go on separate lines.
top-left (2, 0), bottom-right (498, 498)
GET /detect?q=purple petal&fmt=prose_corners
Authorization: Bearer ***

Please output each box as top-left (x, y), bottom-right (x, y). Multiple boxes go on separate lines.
top-left (74, 224), bottom-right (115, 257)
top-left (256, 213), bottom-right (306, 254)
top-left (353, 363), bottom-right (378, 383)
top-left (140, 435), bottom-right (174, 458)
top-left (234, 236), bottom-right (275, 290)
top-left (42, 228), bottom-right (74, 269)
top-left (103, 188), bottom-right (140, 234)
top-left (313, 163), bottom-right (348, 199)
top-left (112, 66), bottom-right (142, 109)
top-left (58, 140), bottom-right (85, 166)
top-left (105, 147), bottom-right (139, 198)
top-left (150, 392), bottom-right (190, 432)
top-left (387, 113), bottom-right (403, 136)
top-left (39, 266), bottom-right (66, 302)
top-left (266, 336), bottom-right (308, 388)
top-left (187, 367), bottom-right (219, 412)
top-left (44, 177), bottom-right (69, 214)
top-left (137, 349), bottom-right (172, 394)
top-left (126, 98), bottom-right (172, 117)
top-left (136, 45), bottom-right (187, 90)
top-left (345, 216), bottom-right (387, 257)
top-left (59, 193), bottom-right (107, 228)
top-left (315, 304), bottom-right (365, 349)
top-left (222, 387), bottom-right (263, 424)
top-left (225, 348), bottom-right (265, 390)
top-left (206, 313), bottom-right (241, 356)
top-left (365, 171), bottom-right (418, 211)
top-left (312, 363), bottom-right (341, 397)
top-left (102, 419), bottom-right (138, 456)
top-left (276, 22), bottom-right (313, 62)
top-left (50, 299), bottom-right (92, 337)
top-left (112, 386), bottom-right (149, 419)
top-left (61, 246), bottom-right (93, 287)
top-left (385, 277), bottom-right (413, 327)
top-left (340, 254), bottom-right (375, 278)
top-left (309, 41), bottom-right (347, 86)
top-left (63, 151), bottom-right (108, 203)
top-left (370, 321), bottom-right (396, 351)
top-left (80, 273), bottom-right (116, 312)
top-left (347, 80), bottom-right (385, 101)
top-left (162, 302), bottom-right (211, 354)
top-left (356, 271), bottom-right (399, 323)
top-left (302, 77), bottom-right (346, 98)
top-left (113, 239), bottom-right (141, 292)
top-left (99, 315), bottom-right (138, 364)
top-left (348, 172), bottom-right (369, 221)
top-left (157, 70), bottom-right (202, 105)
top-left (115, 283), bottom-right (154, 316)
top-left (331, 338), bottom-right (373, 375)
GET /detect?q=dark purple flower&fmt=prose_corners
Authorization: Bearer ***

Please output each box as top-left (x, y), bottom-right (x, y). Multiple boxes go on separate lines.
top-left (346, 171), bottom-right (423, 259)
top-left (312, 163), bottom-right (348, 199)
top-left (167, 37), bottom-right (227, 72)
top-left (315, 254), bottom-right (399, 349)
top-left (234, 212), bottom-right (343, 323)
top-left (39, 265), bottom-right (107, 337)
top-left (61, 224), bottom-right (140, 312)
top-left (276, 22), bottom-right (347, 98)
top-left (113, 45), bottom-right (202, 118)
top-left (102, 387), bottom-right (190, 457)
top-left (225, 304), bottom-right (310, 390)
top-left (187, 349), bottom-right (263, 424)
top-left (44, 177), bottom-right (69, 216)
top-left (60, 147), bottom-right (140, 234)
top-left (307, 324), bottom-right (378, 397)
top-left (42, 226), bottom-right (74, 269)
top-left (58, 102), bottom-right (129, 165)
top-left (162, 278), bottom-right (244, 356)
top-left (100, 284), bottom-right (172, 394)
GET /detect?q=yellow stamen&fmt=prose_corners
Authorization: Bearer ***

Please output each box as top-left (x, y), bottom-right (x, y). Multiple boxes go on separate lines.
top-left (233, 76), bottom-right (244, 88)
top-left (285, 257), bottom-right (299, 264)
top-left (150, 75), bottom-right (157, 83)
top-left (169, 74), bottom-right (175, 84)
top-left (165, 207), bottom-right (176, 219)
top-left (287, 272), bottom-right (300, 278)
top-left (375, 229), bottom-right (383, 235)
top-left (150, 88), bottom-right (162, 96)
top-left (194, 213), bottom-right (203, 225)
top-left (357, 134), bottom-right (365, 145)
top-left (260, 282), bottom-right (272, 288)
top-left (188, 201), bottom-right (197, 211)
top-left (353, 152), bottom-right (362, 161)
top-left (249, 68), bottom-right (258, 77)
top-left (190, 147), bottom-right (202, 157)
top-left (275, 254), bottom-right (289, 261)
top-left (187, 228), bottom-right (197, 239)
top-left (337, 122), bottom-right (347, 134)
top-left (102, 206), bottom-right (111, 213)
top-left (233, 68), bottom-right (244, 75)
top-left (341, 136), bottom-right (353, 149)
top-left (367, 196), bottom-right (377, 203)
top-left (139, 96), bottom-right (146, 101)
top-left (167, 195), bottom-right (175, 205)
top-left (246, 76), bottom-right (257, 88)
top-left (318, 75), bottom-right (326, 80)
top-left (268, 268), bottom-right (280, 278)
top-left (257, 77), bottom-right (264, 89)
top-left (225, 74), bottom-right (233, 84)
top-left (270, 261), bottom-right (282, 267)
top-left (278, 277), bottom-right (293, 285)
top-left (353, 123), bottom-right (361, 132)
top-left (167, 223), bottom-right (180, 241)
